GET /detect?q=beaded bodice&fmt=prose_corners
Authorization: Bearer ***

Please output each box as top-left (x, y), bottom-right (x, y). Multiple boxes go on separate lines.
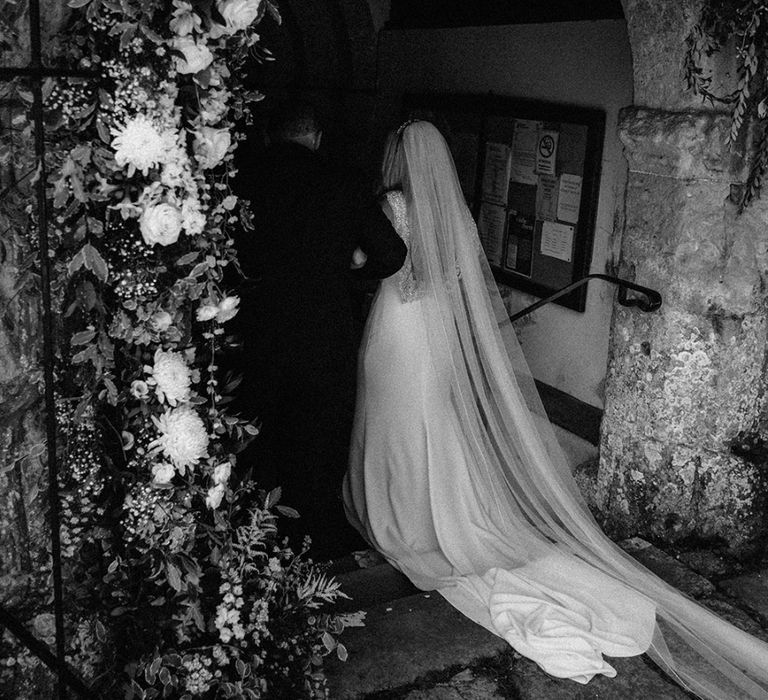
top-left (386, 190), bottom-right (422, 303)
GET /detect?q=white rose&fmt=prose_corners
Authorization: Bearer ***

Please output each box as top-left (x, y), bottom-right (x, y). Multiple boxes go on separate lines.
top-left (193, 127), bottom-right (231, 170)
top-left (172, 36), bottom-right (214, 74)
top-left (216, 296), bottom-right (239, 323)
top-left (217, 0), bottom-right (262, 34)
top-left (131, 379), bottom-right (150, 399)
top-left (213, 462), bottom-right (231, 484)
top-left (151, 310), bottom-right (173, 332)
top-left (140, 202), bottom-right (183, 247)
top-left (196, 304), bottom-right (219, 322)
top-left (221, 194), bottom-right (238, 210)
top-left (206, 483), bottom-right (226, 509)
top-left (152, 462), bottom-right (176, 484)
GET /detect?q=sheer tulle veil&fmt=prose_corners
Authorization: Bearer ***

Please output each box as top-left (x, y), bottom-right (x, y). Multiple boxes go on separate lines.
top-left (382, 120), bottom-right (768, 699)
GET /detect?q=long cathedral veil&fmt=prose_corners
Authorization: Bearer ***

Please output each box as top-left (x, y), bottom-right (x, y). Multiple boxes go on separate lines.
top-left (385, 120), bottom-right (768, 699)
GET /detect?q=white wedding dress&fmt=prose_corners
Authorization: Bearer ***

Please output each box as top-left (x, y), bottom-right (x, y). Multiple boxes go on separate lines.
top-left (344, 189), bottom-right (656, 683)
top-left (344, 122), bottom-right (768, 699)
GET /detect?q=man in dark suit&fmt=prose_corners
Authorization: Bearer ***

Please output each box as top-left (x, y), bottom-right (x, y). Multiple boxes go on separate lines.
top-left (231, 99), bottom-right (406, 560)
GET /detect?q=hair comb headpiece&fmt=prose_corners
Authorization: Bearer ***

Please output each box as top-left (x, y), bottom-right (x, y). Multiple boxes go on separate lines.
top-left (396, 118), bottom-right (420, 136)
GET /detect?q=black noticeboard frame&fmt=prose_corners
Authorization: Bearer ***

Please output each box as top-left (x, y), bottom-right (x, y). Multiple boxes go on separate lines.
top-left (402, 92), bottom-right (606, 312)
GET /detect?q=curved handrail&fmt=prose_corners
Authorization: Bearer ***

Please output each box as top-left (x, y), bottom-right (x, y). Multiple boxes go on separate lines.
top-left (508, 274), bottom-right (662, 323)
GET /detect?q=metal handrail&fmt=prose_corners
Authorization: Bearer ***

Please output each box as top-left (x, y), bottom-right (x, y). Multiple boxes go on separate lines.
top-left (508, 273), bottom-right (662, 322)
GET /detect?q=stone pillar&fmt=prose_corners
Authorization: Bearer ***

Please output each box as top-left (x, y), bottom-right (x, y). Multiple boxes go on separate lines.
top-left (0, 0), bottom-right (70, 587)
top-left (598, 0), bottom-right (768, 555)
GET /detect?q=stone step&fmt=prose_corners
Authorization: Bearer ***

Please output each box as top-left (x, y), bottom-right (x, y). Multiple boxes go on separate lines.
top-left (324, 584), bottom-right (689, 700)
top-left (506, 654), bottom-right (690, 700)
top-left (333, 561), bottom-right (420, 614)
top-left (324, 590), bottom-right (509, 698)
top-left (719, 568), bottom-right (768, 625)
top-left (324, 542), bottom-right (767, 698)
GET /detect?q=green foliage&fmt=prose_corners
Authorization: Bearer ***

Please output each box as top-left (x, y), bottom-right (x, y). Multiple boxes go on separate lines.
top-left (685, 0), bottom-right (768, 209)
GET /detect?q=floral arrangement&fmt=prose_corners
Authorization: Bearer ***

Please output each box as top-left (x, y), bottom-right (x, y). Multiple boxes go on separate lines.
top-left (0, 0), bottom-right (358, 697)
top-left (685, 0), bottom-right (768, 208)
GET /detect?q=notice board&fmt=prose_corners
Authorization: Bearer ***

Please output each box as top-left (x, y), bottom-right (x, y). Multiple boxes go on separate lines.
top-left (402, 93), bottom-right (605, 312)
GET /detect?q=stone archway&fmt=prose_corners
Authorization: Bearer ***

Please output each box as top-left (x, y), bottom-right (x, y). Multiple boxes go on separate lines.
top-left (597, 0), bottom-right (768, 556)
top-left (258, 0), bottom-right (768, 557)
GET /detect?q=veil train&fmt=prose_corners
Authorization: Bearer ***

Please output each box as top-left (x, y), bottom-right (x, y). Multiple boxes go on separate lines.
top-left (344, 120), bottom-right (768, 699)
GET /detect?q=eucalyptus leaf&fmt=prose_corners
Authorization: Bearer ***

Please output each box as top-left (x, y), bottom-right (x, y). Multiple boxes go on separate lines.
top-left (166, 563), bottom-right (182, 591)
top-left (70, 329), bottom-right (96, 345)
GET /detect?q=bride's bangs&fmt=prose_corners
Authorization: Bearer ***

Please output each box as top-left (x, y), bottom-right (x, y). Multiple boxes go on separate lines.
top-left (382, 132), bottom-right (406, 191)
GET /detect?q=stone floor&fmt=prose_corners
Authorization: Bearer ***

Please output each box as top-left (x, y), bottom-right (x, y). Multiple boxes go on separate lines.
top-left (322, 541), bottom-right (768, 699)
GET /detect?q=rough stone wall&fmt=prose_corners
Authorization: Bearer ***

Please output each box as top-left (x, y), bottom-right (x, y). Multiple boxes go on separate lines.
top-left (598, 0), bottom-right (768, 555)
top-left (0, 0), bottom-right (70, 596)
top-left (0, 246), bottom-right (46, 587)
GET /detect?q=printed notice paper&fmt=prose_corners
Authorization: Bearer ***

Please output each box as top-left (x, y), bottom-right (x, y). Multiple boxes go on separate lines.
top-left (535, 174), bottom-right (558, 221)
top-left (506, 212), bottom-right (534, 276)
top-left (557, 173), bottom-right (582, 224)
top-left (536, 129), bottom-right (559, 176)
top-left (510, 119), bottom-right (538, 185)
top-left (481, 142), bottom-right (512, 206)
top-left (540, 221), bottom-right (574, 262)
top-left (477, 203), bottom-right (506, 266)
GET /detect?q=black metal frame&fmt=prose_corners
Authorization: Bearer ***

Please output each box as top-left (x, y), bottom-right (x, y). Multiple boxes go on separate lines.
top-left (0, 1), bottom-right (96, 698)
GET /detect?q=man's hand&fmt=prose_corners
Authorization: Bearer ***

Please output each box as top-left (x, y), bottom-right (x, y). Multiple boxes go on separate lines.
top-left (350, 247), bottom-right (368, 269)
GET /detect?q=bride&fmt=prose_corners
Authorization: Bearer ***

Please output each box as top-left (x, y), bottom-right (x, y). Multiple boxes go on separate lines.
top-left (343, 119), bottom-right (768, 699)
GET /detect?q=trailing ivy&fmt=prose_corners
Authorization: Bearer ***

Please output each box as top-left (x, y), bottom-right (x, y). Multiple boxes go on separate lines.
top-left (685, 0), bottom-right (768, 209)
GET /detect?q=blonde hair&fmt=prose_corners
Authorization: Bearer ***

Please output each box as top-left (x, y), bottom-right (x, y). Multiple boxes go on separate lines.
top-left (381, 129), bottom-right (407, 192)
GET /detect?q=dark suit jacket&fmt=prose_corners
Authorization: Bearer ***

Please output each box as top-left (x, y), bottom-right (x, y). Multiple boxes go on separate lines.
top-left (231, 140), bottom-right (406, 479)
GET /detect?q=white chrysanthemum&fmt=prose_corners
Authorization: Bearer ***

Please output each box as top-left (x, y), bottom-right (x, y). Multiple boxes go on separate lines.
top-left (151, 406), bottom-right (209, 470)
top-left (111, 115), bottom-right (166, 176)
top-left (151, 348), bottom-right (192, 405)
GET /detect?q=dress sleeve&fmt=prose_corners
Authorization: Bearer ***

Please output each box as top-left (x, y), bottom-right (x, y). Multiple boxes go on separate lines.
top-left (350, 184), bottom-right (408, 281)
